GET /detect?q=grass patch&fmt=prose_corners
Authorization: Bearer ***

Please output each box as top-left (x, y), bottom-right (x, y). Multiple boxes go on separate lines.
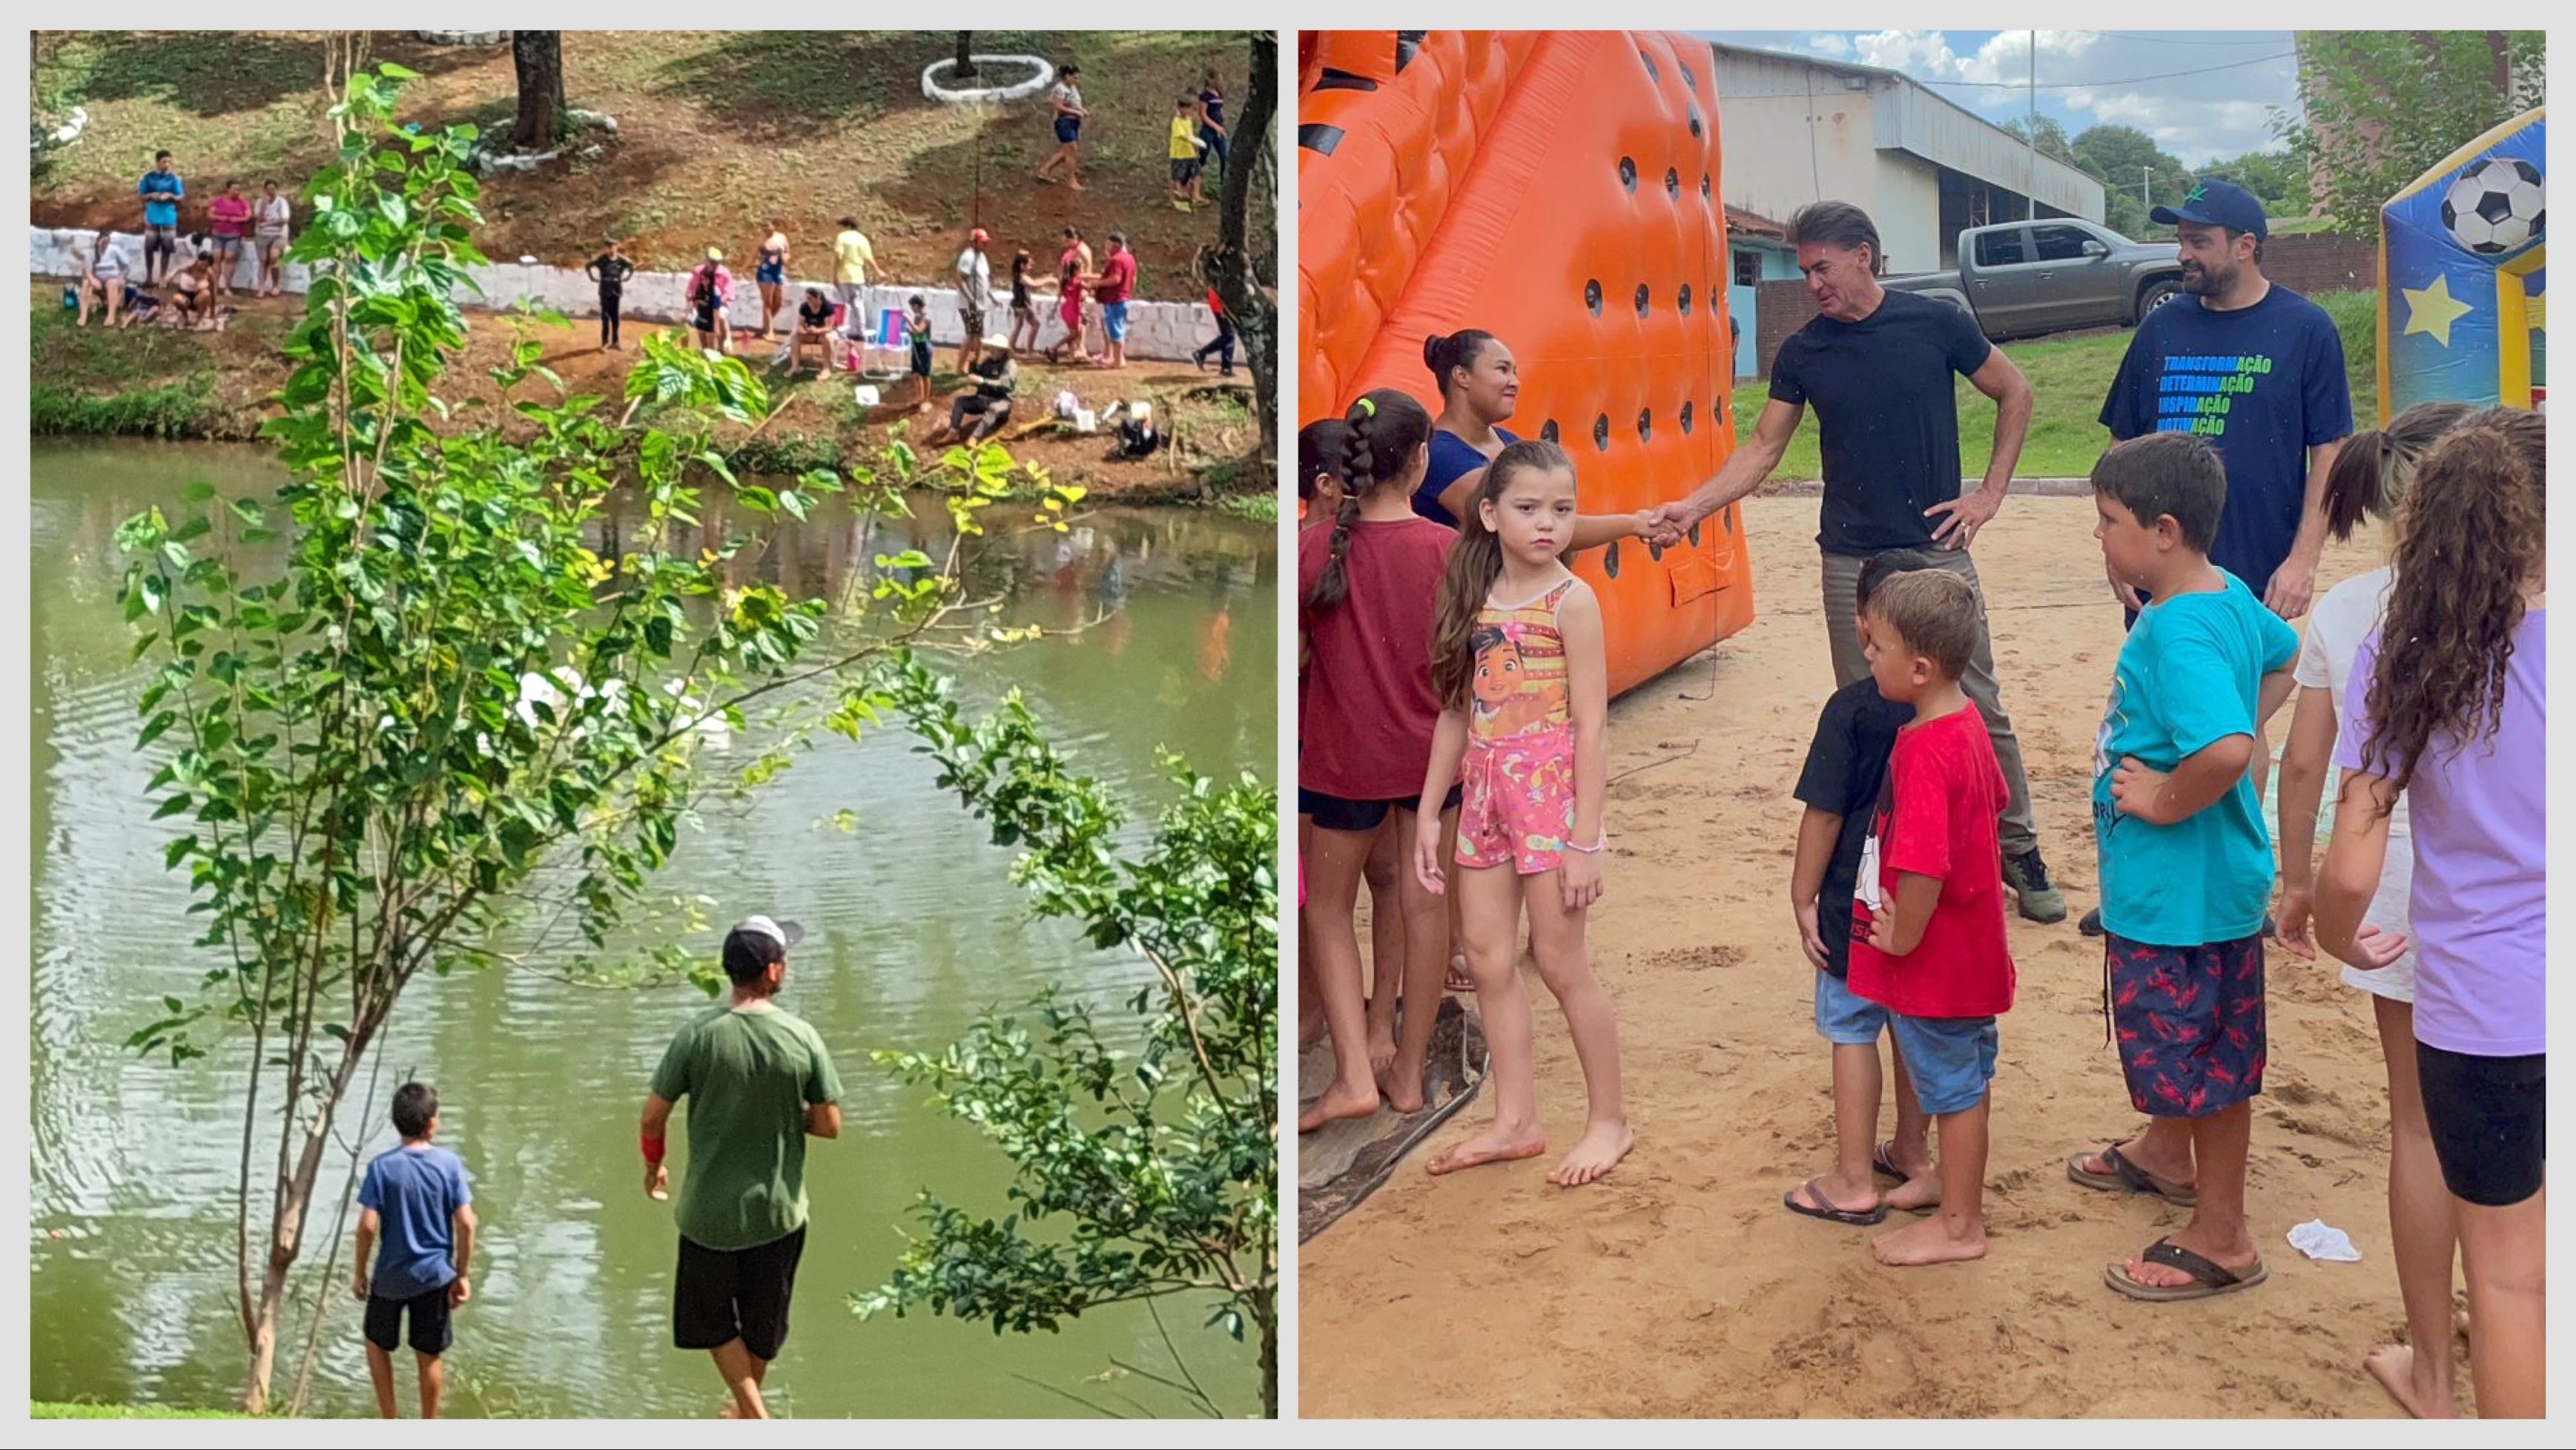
top-left (31, 378), bottom-right (231, 438)
top-left (33, 1401), bottom-right (256, 1419)
top-left (1735, 288), bottom-right (2384, 481)
top-left (1215, 490), bottom-right (1277, 522)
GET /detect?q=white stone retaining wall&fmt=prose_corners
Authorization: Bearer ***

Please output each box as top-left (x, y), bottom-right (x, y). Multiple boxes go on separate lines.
top-left (32, 225), bottom-right (1226, 363)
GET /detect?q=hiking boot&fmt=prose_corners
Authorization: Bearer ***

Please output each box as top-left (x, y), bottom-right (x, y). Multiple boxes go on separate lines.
top-left (2079, 906), bottom-right (2105, 937)
top-left (2002, 848), bottom-right (2068, 924)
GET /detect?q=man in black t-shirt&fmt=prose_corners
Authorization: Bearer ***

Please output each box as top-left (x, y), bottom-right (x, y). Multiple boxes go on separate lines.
top-left (1653, 201), bottom-right (2064, 923)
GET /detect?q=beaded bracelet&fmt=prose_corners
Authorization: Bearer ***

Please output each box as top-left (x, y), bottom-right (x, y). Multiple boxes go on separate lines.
top-left (1562, 835), bottom-right (1608, 855)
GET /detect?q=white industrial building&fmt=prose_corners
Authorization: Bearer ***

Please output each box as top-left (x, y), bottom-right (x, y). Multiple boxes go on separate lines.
top-left (1703, 40), bottom-right (2107, 276)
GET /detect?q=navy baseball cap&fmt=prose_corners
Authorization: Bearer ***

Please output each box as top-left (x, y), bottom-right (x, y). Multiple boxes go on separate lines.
top-left (2153, 178), bottom-right (2268, 243)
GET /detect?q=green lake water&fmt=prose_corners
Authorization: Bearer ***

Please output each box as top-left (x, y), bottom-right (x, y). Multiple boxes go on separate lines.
top-left (28, 441), bottom-right (1276, 1419)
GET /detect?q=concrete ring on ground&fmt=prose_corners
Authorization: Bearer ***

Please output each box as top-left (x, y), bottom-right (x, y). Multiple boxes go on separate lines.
top-left (920, 56), bottom-right (1054, 105)
top-left (417, 30), bottom-right (509, 45)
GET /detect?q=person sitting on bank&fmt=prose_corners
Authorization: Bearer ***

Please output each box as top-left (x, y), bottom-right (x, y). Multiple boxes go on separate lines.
top-left (930, 350), bottom-right (1018, 446)
top-left (790, 286), bottom-right (845, 375)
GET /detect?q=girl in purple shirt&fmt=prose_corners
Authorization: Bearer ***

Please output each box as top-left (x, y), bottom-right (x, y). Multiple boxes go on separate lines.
top-left (2316, 406), bottom-right (2544, 1421)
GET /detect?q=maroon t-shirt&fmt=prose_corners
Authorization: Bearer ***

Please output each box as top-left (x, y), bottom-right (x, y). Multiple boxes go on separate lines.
top-left (1297, 516), bottom-right (1453, 800)
top-left (1096, 250), bottom-right (1137, 306)
top-left (1848, 703), bottom-right (2018, 1018)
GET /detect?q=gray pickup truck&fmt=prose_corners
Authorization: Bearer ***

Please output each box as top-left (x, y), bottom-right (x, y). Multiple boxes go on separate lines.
top-left (1885, 219), bottom-right (2185, 340)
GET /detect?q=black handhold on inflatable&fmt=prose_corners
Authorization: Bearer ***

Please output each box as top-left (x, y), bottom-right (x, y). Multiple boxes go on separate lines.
top-left (1680, 400), bottom-right (1695, 434)
top-left (1678, 283), bottom-right (1694, 316)
top-left (1592, 414), bottom-right (1610, 452)
top-left (1585, 279), bottom-right (1602, 317)
top-left (1634, 283), bottom-right (1649, 317)
top-left (1395, 31), bottom-right (1427, 71)
top-left (1298, 124), bottom-right (1345, 156)
top-left (1619, 156), bottom-right (1637, 192)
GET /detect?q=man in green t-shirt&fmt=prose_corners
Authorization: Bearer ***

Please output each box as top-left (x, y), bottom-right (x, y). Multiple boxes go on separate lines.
top-left (640, 915), bottom-right (842, 1420)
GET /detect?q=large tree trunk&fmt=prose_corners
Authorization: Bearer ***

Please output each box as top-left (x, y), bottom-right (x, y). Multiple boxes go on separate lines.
top-left (1209, 33), bottom-right (1278, 461)
top-left (952, 33), bottom-right (976, 81)
top-left (512, 31), bottom-right (565, 149)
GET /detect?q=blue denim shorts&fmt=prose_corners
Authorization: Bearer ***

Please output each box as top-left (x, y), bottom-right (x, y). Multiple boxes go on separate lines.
top-left (1812, 970), bottom-right (1889, 1046)
top-left (1889, 1014), bottom-right (1999, 1115)
top-left (1101, 300), bottom-right (1130, 342)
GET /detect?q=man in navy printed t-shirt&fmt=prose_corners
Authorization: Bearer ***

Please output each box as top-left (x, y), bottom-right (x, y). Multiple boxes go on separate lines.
top-left (2098, 177), bottom-right (2351, 625)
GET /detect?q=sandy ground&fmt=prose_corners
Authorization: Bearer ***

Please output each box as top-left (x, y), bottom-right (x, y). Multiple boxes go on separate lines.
top-left (1297, 495), bottom-right (2451, 1420)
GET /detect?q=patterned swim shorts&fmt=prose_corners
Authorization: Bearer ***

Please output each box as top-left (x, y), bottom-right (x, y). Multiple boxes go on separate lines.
top-left (1454, 730), bottom-right (1573, 876)
top-left (2105, 932), bottom-right (2267, 1118)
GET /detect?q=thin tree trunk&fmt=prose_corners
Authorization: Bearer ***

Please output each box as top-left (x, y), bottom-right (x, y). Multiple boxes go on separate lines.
top-left (1209, 33), bottom-right (1278, 460)
top-left (242, 1018), bottom-right (382, 1412)
top-left (1253, 1285), bottom-right (1278, 1419)
top-left (512, 31), bottom-right (565, 150)
top-left (953, 33), bottom-right (976, 81)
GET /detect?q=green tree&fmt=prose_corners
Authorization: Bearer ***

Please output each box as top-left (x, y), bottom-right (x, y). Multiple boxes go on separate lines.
top-left (1205, 31), bottom-right (1278, 462)
top-left (115, 67), bottom-right (1055, 1414)
top-left (2279, 30), bottom-right (2546, 236)
top-left (856, 656), bottom-right (1278, 1418)
top-left (2207, 147), bottom-right (2311, 215)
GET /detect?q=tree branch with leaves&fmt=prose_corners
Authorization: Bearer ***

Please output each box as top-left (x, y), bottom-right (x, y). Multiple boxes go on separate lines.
top-left (853, 655), bottom-right (1278, 1418)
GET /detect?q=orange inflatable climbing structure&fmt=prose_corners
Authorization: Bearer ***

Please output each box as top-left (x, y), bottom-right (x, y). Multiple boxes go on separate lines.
top-left (1298, 30), bottom-right (1755, 698)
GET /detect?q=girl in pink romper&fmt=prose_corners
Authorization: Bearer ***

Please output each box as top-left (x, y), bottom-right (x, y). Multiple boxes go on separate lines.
top-left (1414, 438), bottom-right (1631, 1188)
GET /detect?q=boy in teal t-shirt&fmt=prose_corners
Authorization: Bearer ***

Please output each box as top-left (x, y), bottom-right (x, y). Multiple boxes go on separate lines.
top-left (2075, 433), bottom-right (2297, 1306)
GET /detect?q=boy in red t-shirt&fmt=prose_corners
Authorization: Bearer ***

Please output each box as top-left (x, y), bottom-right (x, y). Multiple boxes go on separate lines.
top-left (1848, 568), bottom-right (2016, 1268)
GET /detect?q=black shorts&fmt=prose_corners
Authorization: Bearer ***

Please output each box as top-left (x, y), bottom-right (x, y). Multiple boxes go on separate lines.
top-left (673, 1227), bottom-right (806, 1362)
top-left (691, 303), bottom-right (718, 334)
top-left (1171, 158), bottom-right (1201, 186)
top-left (1298, 782), bottom-right (1463, 834)
top-left (910, 342), bottom-right (934, 378)
top-left (2417, 1044), bottom-right (2545, 1207)
top-left (363, 1284), bottom-right (454, 1357)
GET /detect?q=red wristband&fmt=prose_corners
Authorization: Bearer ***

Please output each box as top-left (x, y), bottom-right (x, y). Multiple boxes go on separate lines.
top-left (641, 1132), bottom-right (666, 1167)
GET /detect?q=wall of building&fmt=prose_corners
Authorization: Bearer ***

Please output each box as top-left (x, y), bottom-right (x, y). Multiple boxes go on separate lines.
top-left (30, 226), bottom-right (1226, 363)
top-left (1708, 49), bottom-right (1883, 232)
top-left (1870, 151), bottom-right (1947, 277)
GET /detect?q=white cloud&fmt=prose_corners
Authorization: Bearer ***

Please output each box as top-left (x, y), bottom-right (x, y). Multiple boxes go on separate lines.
top-left (1805, 33), bottom-right (1851, 59)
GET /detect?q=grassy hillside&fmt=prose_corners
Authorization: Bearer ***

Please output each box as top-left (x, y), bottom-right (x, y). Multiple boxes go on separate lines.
top-left (1733, 289), bottom-right (2380, 481)
top-left (33, 30), bottom-right (1263, 300)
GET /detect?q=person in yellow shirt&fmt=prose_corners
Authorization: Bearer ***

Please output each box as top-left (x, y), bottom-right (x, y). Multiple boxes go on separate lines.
top-left (831, 218), bottom-right (874, 340)
top-left (1166, 97), bottom-right (1206, 214)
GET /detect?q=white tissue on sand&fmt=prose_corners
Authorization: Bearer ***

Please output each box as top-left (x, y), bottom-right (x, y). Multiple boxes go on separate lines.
top-left (2287, 1219), bottom-right (2362, 1262)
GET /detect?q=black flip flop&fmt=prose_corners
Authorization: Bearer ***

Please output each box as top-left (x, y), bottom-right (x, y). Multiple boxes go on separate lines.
top-left (2105, 1236), bottom-right (2269, 1302)
top-left (1783, 1176), bottom-right (1888, 1226)
top-left (1871, 1141), bottom-right (1909, 1183)
top-left (2066, 1142), bottom-right (2200, 1207)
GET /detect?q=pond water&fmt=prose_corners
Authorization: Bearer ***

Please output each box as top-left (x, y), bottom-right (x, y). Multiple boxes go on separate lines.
top-left (28, 441), bottom-right (1276, 1419)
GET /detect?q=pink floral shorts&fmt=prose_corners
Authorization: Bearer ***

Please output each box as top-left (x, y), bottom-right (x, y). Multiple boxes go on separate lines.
top-left (1454, 728), bottom-right (1574, 875)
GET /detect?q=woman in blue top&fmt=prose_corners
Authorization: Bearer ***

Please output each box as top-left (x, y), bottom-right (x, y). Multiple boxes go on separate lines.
top-left (1419, 330), bottom-right (1651, 551)
top-left (1197, 69), bottom-right (1229, 176)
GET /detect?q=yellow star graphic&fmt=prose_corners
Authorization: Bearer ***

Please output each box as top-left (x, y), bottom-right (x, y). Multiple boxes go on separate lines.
top-left (2402, 274), bottom-right (2475, 347)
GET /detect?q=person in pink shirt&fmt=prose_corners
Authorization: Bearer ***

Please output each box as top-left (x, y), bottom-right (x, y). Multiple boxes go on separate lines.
top-left (1090, 231), bottom-right (1138, 371)
top-left (206, 178), bottom-right (252, 298)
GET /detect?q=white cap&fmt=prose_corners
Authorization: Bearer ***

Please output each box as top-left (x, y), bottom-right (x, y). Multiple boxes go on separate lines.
top-left (730, 915), bottom-right (805, 951)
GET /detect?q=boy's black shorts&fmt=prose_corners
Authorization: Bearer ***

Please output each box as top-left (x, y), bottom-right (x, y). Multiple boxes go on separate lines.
top-left (673, 1227), bottom-right (806, 1362)
top-left (909, 340), bottom-right (934, 378)
top-left (364, 1284), bottom-right (454, 1357)
top-left (1171, 157), bottom-right (1201, 186)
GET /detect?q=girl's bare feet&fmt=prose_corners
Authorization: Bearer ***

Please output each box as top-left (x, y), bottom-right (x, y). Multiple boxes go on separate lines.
top-left (1547, 1120), bottom-right (1633, 1187)
top-left (1298, 1078), bottom-right (1379, 1134)
top-left (2364, 1342), bottom-right (2457, 1418)
top-left (1427, 1124), bottom-right (1545, 1175)
top-left (1872, 1212), bottom-right (1987, 1267)
top-left (1376, 1056), bottom-right (1426, 1115)
top-left (1883, 1170), bottom-right (1941, 1213)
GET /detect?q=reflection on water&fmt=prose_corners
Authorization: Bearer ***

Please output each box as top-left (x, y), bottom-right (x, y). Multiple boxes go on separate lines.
top-left (29, 441), bottom-right (1276, 1419)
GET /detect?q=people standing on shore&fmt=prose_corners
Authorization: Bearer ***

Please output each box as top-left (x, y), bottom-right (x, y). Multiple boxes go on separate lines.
top-left (687, 248), bottom-right (733, 352)
top-left (640, 917), bottom-right (842, 1421)
top-left (1648, 200), bottom-right (2066, 926)
top-left (206, 179), bottom-right (251, 298)
top-left (253, 179), bottom-right (291, 297)
top-left (587, 237), bottom-right (635, 351)
top-left (1007, 249), bottom-right (1040, 355)
top-left (1035, 63), bottom-right (1086, 190)
top-left (753, 218), bottom-right (790, 341)
top-left (954, 228), bottom-right (994, 373)
top-left (137, 148), bottom-right (184, 285)
top-left (831, 216), bottom-right (873, 343)
top-left (1092, 231), bottom-right (1138, 371)
top-left (351, 1083), bottom-right (475, 1420)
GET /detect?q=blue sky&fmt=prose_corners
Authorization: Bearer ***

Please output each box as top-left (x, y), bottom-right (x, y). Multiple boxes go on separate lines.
top-left (1695, 30), bottom-right (2302, 165)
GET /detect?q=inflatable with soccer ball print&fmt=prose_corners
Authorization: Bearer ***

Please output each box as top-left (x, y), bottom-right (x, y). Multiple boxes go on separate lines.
top-left (2379, 108), bottom-right (2545, 419)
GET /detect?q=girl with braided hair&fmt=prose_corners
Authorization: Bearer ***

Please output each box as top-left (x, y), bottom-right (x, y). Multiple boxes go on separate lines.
top-left (1298, 389), bottom-right (1458, 1131)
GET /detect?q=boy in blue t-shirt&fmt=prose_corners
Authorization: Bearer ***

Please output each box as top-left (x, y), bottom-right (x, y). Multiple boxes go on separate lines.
top-left (2074, 432), bottom-right (2297, 1305)
top-left (1783, 548), bottom-right (1933, 1227)
top-left (354, 1082), bottom-right (475, 1418)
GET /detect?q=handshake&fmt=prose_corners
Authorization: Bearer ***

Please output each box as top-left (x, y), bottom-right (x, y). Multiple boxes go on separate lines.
top-left (1631, 500), bottom-right (1703, 549)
